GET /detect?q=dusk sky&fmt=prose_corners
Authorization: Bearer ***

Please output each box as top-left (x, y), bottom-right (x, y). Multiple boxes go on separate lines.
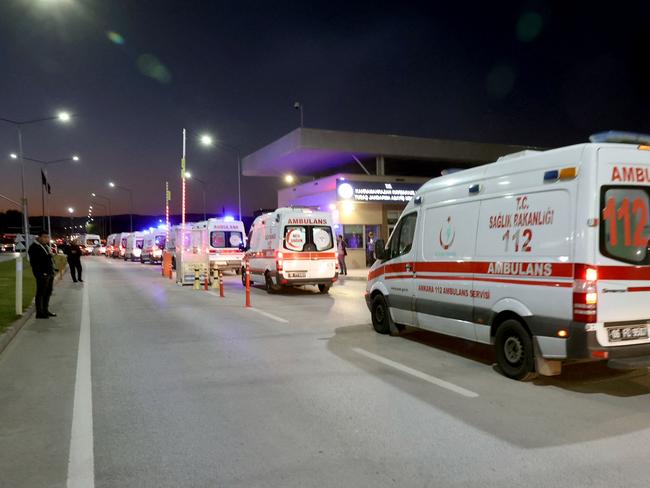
top-left (1, 0), bottom-right (649, 217)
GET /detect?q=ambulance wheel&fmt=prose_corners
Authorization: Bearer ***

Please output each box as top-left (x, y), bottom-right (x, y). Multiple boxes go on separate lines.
top-left (235, 268), bottom-right (241, 275)
top-left (371, 294), bottom-right (392, 335)
top-left (241, 267), bottom-right (247, 286)
top-left (318, 284), bottom-right (331, 294)
top-left (495, 319), bottom-right (536, 381)
top-left (171, 257), bottom-right (176, 270)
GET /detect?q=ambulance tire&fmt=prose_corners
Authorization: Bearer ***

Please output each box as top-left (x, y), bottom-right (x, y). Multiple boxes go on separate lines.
top-left (241, 267), bottom-right (247, 286)
top-left (171, 257), bottom-right (176, 270)
top-left (265, 272), bottom-right (280, 293)
top-left (235, 268), bottom-right (241, 275)
top-left (495, 319), bottom-right (537, 381)
top-left (318, 284), bottom-right (331, 294)
top-left (371, 294), bottom-right (393, 335)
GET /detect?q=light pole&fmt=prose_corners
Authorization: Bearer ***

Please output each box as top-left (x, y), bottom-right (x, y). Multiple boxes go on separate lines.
top-left (67, 207), bottom-right (74, 237)
top-left (184, 171), bottom-right (207, 221)
top-left (91, 192), bottom-right (112, 234)
top-left (108, 181), bottom-right (134, 232)
top-left (293, 101), bottom-right (304, 128)
top-left (212, 140), bottom-right (243, 221)
top-left (91, 201), bottom-right (107, 237)
top-left (11, 153), bottom-right (80, 236)
top-left (0, 111), bottom-right (73, 249)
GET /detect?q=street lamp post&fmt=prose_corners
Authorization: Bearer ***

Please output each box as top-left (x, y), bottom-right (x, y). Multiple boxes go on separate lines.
top-left (213, 140), bottom-right (243, 221)
top-left (108, 182), bottom-right (134, 232)
top-left (91, 192), bottom-right (112, 234)
top-left (293, 101), bottom-right (304, 128)
top-left (184, 171), bottom-right (207, 221)
top-left (91, 201), bottom-right (107, 238)
top-left (0, 111), bottom-right (73, 248)
top-left (67, 207), bottom-right (74, 237)
top-left (11, 154), bottom-right (80, 236)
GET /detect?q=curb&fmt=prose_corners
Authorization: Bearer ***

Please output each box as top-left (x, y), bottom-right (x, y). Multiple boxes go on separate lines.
top-left (0, 302), bottom-right (35, 355)
top-left (0, 271), bottom-right (64, 355)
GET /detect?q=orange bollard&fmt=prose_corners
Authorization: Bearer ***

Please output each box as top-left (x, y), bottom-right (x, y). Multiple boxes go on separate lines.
top-left (245, 261), bottom-right (251, 308)
top-left (219, 270), bottom-right (224, 297)
top-left (204, 270), bottom-right (209, 291)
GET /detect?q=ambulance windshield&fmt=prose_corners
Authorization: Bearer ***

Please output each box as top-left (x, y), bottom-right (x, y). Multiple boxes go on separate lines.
top-left (600, 186), bottom-right (650, 264)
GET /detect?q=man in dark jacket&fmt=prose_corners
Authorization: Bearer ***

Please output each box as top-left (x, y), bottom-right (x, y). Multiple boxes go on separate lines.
top-left (28, 231), bottom-right (56, 319)
top-left (65, 239), bottom-right (83, 282)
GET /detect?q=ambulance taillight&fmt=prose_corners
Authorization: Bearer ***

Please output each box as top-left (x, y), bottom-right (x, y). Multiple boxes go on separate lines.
top-left (276, 251), bottom-right (284, 272)
top-left (573, 265), bottom-right (598, 323)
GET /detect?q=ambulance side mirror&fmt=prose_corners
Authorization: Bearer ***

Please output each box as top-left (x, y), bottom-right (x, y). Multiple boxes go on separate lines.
top-left (374, 239), bottom-right (388, 261)
top-left (239, 242), bottom-right (248, 251)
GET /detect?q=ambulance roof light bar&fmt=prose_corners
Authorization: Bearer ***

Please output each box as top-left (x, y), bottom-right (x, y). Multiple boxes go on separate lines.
top-left (589, 131), bottom-right (650, 145)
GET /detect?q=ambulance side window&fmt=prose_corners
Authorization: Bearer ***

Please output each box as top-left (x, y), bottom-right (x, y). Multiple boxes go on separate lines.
top-left (389, 213), bottom-right (417, 259)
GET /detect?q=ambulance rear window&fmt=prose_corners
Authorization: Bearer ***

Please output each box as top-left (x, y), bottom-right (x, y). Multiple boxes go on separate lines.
top-left (600, 186), bottom-right (650, 264)
top-left (210, 231), bottom-right (243, 248)
top-left (283, 226), bottom-right (333, 252)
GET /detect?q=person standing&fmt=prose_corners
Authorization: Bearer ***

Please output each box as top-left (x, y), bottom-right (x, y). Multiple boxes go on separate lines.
top-left (337, 235), bottom-right (347, 275)
top-left (65, 239), bottom-right (84, 282)
top-left (366, 231), bottom-right (376, 267)
top-left (28, 231), bottom-right (56, 319)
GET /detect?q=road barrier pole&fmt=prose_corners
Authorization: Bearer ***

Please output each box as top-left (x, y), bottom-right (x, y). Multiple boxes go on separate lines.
top-left (204, 267), bottom-right (209, 291)
top-left (193, 266), bottom-right (200, 290)
top-left (219, 270), bottom-right (224, 298)
top-left (245, 261), bottom-right (251, 308)
top-left (15, 254), bottom-right (22, 316)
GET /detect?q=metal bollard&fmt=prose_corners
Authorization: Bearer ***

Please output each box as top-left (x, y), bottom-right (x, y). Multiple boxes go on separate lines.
top-left (193, 266), bottom-right (200, 290)
top-left (219, 270), bottom-right (224, 297)
top-left (211, 264), bottom-right (219, 289)
top-left (245, 261), bottom-right (251, 307)
top-left (15, 254), bottom-right (22, 316)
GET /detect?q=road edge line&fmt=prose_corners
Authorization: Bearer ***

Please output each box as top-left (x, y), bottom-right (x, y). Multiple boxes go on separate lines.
top-left (66, 283), bottom-right (95, 488)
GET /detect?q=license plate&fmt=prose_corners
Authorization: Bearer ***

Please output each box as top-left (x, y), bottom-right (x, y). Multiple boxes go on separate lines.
top-left (287, 272), bottom-right (307, 278)
top-left (608, 326), bottom-right (649, 342)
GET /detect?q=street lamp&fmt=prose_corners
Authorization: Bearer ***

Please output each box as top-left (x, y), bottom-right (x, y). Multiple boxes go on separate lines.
top-left (107, 181), bottom-right (134, 232)
top-left (0, 111), bottom-right (75, 250)
top-left (185, 171), bottom-right (208, 221)
top-left (11, 153), bottom-right (81, 235)
top-left (91, 192), bottom-right (112, 234)
top-left (284, 174), bottom-right (295, 184)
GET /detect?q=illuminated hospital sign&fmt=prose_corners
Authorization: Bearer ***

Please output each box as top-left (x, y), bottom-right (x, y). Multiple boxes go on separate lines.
top-left (336, 180), bottom-right (421, 203)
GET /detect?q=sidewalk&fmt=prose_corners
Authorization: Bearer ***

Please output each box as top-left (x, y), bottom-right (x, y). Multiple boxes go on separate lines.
top-left (339, 268), bottom-right (368, 282)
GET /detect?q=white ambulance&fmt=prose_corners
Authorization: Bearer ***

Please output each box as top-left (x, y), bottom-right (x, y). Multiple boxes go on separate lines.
top-left (366, 131), bottom-right (650, 380)
top-left (116, 232), bottom-right (130, 258)
top-left (141, 231), bottom-right (166, 264)
top-left (203, 218), bottom-right (246, 273)
top-left (80, 234), bottom-right (101, 255)
top-left (244, 208), bottom-right (338, 293)
top-left (124, 231), bottom-right (145, 261)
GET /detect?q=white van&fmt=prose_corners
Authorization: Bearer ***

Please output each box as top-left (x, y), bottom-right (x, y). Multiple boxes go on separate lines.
top-left (124, 232), bottom-right (145, 261)
top-left (115, 232), bottom-right (130, 258)
top-left (80, 234), bottom-right (101, 255)
top-left (366, 132), bottom-right (650, 380)
top-left (141, 231), bottom-right (166, 264)
top-left (245, 208), bottom-right (338, 293)
top-left (106, 233), bottom-right (118, 258)
top-left (204, 218), bottom-right (246, 272)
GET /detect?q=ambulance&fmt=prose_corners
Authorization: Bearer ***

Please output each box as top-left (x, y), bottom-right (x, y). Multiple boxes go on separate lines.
top-left (78, 234), bottom-right (101, 254)
top-left (202, 218), bottom-right (246, 272)
top-left (141, 231), bottom-right (166, 264)
top-left (124, 232), bottom-right (145, 261)
top-left (115, 232), bottom-right (130, 258)
top-left (105, 233), bottom-right (118, 258)
top-left (366, 131), bottom-right (650, 380)
top-left (244, 208), bottom-right (338, 293)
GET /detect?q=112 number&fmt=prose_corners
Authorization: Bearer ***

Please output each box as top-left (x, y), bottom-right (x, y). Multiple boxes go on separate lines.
top-left (502, 228), bottom-right (533, 252)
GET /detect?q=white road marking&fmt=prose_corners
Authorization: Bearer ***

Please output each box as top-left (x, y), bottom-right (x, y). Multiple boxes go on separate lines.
top-left (352, 347), bottom-right (479, 398)
top-left (67, 284), bottom-right (95, 488)
top-left (248, 307), bottom-right (289, 323)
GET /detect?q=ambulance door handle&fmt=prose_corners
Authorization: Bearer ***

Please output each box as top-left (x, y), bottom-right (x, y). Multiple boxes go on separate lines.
top-left (405, 263), bottom-right (412, 272)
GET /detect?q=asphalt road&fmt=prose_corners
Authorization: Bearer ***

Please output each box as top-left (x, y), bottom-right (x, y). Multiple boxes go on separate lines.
top-left (1, 257), bottom-right (649, 487)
